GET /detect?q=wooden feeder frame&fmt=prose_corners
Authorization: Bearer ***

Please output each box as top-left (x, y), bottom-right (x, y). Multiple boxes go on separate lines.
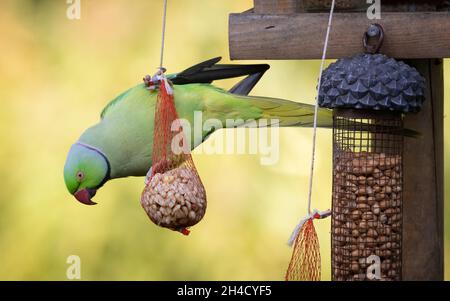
top-left (229, 0), bottom-right (446, 280)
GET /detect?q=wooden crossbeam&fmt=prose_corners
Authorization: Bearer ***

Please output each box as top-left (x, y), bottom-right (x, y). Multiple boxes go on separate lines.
top-left (254, 0), bottom-right (449, 13)
top-left (254, 0), bottom-right (300, 14)
top-left (229, 12), bottom-right (450, 59)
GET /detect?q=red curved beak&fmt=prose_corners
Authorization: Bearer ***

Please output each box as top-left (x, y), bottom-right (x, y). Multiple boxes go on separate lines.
top-left (74, 188), bottom-right (97, 205)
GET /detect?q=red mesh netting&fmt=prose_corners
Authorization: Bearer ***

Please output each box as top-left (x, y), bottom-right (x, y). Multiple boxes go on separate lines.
top-left (141, 77), bottom-right (207, 235)
top-left (285, 219), bottom-right (321, 281)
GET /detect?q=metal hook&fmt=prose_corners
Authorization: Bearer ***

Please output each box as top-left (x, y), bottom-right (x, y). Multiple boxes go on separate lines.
top-left (363, 23), bottom-right (384, 54)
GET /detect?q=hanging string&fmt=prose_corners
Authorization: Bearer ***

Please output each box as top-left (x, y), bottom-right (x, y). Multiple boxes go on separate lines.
top-left (159, 0), bottom-right (169, 71)
top-left (144, 0), bottom-right (170, 90)
top-left (285, 2), bottom-right (336, 280)
top-left (143, 0), bottom-right (172, 94)
top-left (306, 0), bottom-right (336, 215)
top-left (286, 0), bottom-right (335, 247)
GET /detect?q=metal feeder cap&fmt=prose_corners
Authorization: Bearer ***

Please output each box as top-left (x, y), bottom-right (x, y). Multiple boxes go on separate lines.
top-left (318, 54), bottom-right (426, 113)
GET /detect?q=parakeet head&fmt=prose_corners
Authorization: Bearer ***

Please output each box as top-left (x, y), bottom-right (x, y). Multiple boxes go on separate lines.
top-left (64, 142), bottom-right (110, 205)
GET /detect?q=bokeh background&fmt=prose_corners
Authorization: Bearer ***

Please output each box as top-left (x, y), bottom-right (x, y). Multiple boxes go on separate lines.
top-left (0, 0), bottom-right (448, 280)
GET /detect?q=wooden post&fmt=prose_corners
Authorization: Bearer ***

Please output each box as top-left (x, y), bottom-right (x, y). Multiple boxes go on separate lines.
top-left (402, 59), bottom-right (444, 280)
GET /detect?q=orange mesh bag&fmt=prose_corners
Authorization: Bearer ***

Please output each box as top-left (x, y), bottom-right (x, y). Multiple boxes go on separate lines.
top-left (286, 210), bottom-right (330, 281)
top-left (141, 71), bottom-right (206, 235)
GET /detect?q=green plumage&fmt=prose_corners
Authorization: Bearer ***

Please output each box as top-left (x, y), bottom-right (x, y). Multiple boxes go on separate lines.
top-left (78, 83), bottom-right (329, 179)
top-left (64, 58), bottom-right (419, 206)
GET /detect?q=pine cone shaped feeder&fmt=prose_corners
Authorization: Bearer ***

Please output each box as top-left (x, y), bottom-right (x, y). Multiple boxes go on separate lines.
top-left (319, 52), bottom-right (426, 281)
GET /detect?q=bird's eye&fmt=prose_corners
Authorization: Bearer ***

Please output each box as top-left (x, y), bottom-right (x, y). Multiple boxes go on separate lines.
top-left (76, 171), bottom-right (84, 181)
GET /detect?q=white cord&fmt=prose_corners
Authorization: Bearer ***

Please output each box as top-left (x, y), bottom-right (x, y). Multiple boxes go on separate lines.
top-left (287, 209), bottom-right (331, 247)
top-left (159, 0), bottom-right (168, 70)
top-left (287, 0), bottom-right (336, 247)
top-left (306, 0), bottom-right (336, 215)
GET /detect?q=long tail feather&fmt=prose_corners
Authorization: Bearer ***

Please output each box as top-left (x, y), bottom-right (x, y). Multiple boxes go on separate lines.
top-left (245, 96), bottom-right (333, 128)
top-left (244, 96), bottom-right (420, 137)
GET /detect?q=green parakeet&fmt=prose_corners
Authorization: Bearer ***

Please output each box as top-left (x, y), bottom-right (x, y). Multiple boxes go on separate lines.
top-left (63, 57), bottom-right (410, 205)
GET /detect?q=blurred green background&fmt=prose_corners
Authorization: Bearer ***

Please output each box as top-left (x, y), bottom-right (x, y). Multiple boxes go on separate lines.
top-left (0, 0), bottom-right (447, 280)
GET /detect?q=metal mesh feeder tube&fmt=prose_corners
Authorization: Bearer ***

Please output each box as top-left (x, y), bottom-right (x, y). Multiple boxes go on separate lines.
top-left (319, 53), bottom-right (426, 281)
top-left (332, 109), bottom-right (403, 281)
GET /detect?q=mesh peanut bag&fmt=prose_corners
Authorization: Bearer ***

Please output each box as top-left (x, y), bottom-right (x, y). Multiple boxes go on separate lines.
top-left (285, 214), bottom-right (322, 281)
top-left (141, 73), bottom-right (206, 235)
